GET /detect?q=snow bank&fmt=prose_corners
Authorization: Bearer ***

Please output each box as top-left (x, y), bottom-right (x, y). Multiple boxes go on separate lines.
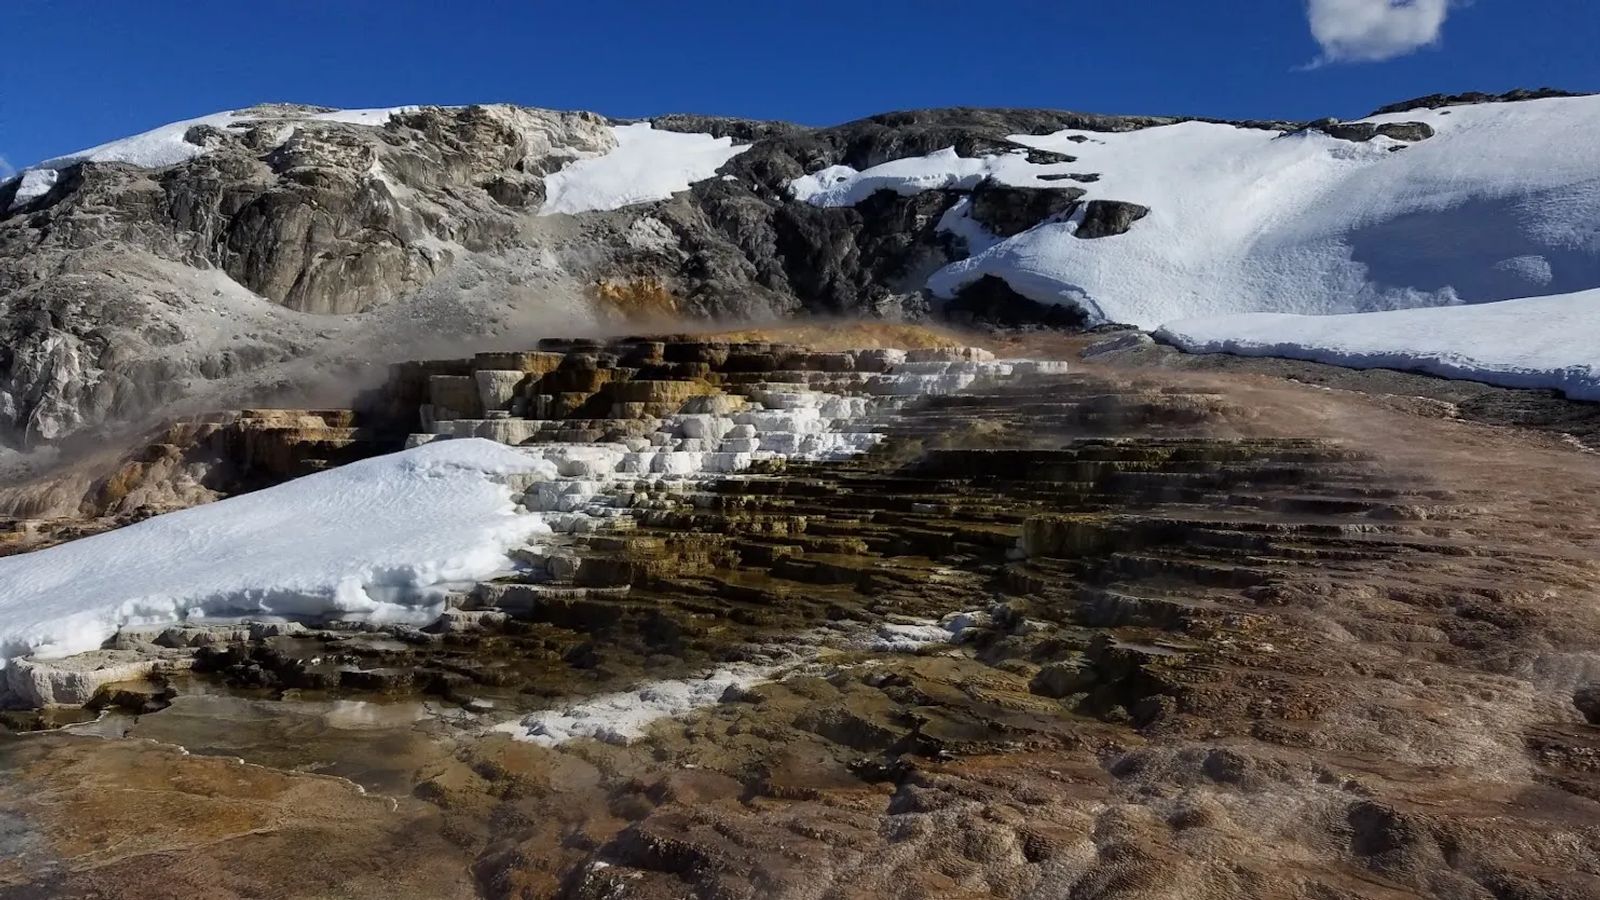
top-left (777, 96), bottom-right (1600, 396)
top-left (540, 123), bottom-right (748, 215)
top-left (790, 148), bottom-right (1083, 207)
top-left (1158, 289), bottom-right (1600, 400)
top-left (0, 439), bottom-right (553, 665)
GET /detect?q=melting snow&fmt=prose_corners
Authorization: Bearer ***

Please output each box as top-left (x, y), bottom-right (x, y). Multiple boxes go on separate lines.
top-left (9, 169), bottom-right (57, 209)
top-left (499, 605), bottom-right (996, 747)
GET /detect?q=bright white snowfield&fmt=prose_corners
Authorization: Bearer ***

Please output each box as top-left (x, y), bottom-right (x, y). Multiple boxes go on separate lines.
top-left (1159, 288), bottom-right (1600, 400)
top-left (539, 122), bottom-right (748, 215)
top-left (0, 440), bottom-right (552, 665)
top-left (787, 97), bottom-right (1600, 327)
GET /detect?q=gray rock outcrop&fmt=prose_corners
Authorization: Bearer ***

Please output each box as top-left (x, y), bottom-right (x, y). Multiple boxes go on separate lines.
top-left (0, 92), bottom-right (1557, 458)
top-left (1075, 200), bottom-right (1151, 239)
top-left (4, 103), bottom-right (1205, 451)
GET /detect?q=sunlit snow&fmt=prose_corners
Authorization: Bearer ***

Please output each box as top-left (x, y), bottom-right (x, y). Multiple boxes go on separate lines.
top-left (539, 122), bottom-right (748, 215)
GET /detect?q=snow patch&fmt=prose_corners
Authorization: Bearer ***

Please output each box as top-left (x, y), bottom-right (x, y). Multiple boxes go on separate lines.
top-left (0, 439), bottom-right (552, 665)
top-left (495, 661), bottom-right (778, 746)
top-left (29, 110), bottom-right (250, 173)
top-left (790, 148), bottom-right (1082, 207)
top-left (7, 169), bottom-right (58, 210)
top-left (869, 610), bottom-right (989, 653)
top-left (540, 123), bottom-right (748, 215)
top-left (307, 106), bottom-right (416, 126)
top-left (1157, 288), bottom-right (1600, 400)
top-left (935, 197), bottom-right (1005, 255)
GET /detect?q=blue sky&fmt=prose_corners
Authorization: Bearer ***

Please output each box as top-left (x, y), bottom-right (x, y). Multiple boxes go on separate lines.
top-left (1, 0), bottom-right (1595, 173)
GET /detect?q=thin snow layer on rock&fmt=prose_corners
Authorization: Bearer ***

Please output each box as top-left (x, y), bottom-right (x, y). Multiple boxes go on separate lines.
top-left (22, 106), bottom-right (414, 173)
top-left (495, 660), bottom-right (781, 746)
top-left (869, 610), bottom-right (990, 653)
top-left (936, 197), bottom-right (1005, 256)
top-left (540, 123), bottom-right (749, 215)
top-left (923, 97), bottom-right (1600, 328)
top-left (501, 606), bottom-right (997, 747)
top-left (307, 106), bottom-right (416, 126)
top-left (0, 439), bottom-right (552, 665)
top-left (1158, 288), bottom-right (1600, 401)
top-left (6, 105), bottom-right (415, 208)
top-left (791, 148), bottom-right (1083, 207)
top-left (8, 169), bottom-right (58, 209)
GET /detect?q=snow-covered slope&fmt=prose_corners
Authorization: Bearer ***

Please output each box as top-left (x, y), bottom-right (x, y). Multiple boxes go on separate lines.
top-left (1158, 288), bottom-right (1600, 400)
top-left (0, 439), bottom-right (552, 664)
top-left (9, 106), bottom-right (420, 210)
top-left (540, 122), bottom-right (748, 215)
top-left (791, 96), bottom-right (1600, 330)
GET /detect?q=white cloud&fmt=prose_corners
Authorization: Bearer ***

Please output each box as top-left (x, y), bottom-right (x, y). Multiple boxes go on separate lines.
top-left (1306, 0), bottom-right (1453, 64)
top-left (0, 156), bottom-right (13, 179)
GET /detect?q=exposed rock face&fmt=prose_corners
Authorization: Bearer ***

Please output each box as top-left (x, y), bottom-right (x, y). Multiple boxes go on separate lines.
top-left (1313, 119), bottom-right (1436, 143)
top-left (944, 275), bottom-right (1092, 330)
top-left (0, 92), bottom-right (1564, 455)
top-left (1076, 199), bottom-right (1151, 239)
top-left (0, 104), bottom-right (620, 450)
top-left (1369, 86), bottom-right (1592, 116)
top-left (967, 180), bottom-right (1084, 237)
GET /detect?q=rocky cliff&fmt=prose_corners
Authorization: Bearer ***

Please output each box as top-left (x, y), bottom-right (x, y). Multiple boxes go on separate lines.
top-left (2, 90), bottom-right (1588, 455)
top-left (0, 101), bottom-right (1287, 453)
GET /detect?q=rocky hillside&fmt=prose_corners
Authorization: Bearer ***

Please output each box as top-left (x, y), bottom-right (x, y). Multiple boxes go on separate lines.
top-left (2, 90), bottom-right (1594, 454)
